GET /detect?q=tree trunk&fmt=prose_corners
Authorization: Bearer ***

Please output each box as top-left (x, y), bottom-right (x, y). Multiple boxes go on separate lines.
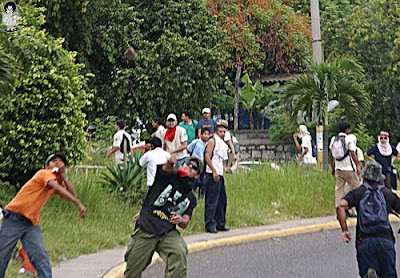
top-left (234, 66), bottom-right (241, 131)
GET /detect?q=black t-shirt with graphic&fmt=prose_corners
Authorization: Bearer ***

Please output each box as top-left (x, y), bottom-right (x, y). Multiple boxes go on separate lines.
top-left (137, 165), bottom-right (197, 236)
top-left (343, 184), bottom-right (400, 246)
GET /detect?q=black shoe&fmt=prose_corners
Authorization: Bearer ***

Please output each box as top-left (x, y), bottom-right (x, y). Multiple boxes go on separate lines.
top-left (206, 228), bottom-right (217, 233)
top-left (217, 226), bottom-right (230, 232)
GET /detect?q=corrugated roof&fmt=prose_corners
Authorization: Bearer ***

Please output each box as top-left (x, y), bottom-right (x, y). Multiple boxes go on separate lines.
top-left (255, 73), bottom-right (298, 83)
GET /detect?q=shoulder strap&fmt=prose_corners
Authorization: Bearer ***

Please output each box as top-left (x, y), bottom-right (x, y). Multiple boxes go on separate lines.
top-left (189, 140), bottom-right (200, 156)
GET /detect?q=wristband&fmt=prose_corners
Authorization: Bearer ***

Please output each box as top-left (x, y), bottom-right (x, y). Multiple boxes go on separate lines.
top-left (64, 177), bottom-right (69, 182)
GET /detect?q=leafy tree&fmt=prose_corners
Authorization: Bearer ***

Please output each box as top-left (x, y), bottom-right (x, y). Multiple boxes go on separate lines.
top-left (208, 0), bottom-right (311, 129)
top-left (0, 5), bottom-right (90, 189)
top-left (0, 47), bottom-right (13, 96)
top-left (320, 0), bottom-right (400, 136)
top-left (282, 57), bottom-right (369, 125)
top-left (282, 56), bottom-right (370, 169)
top-left (33, 0), bottom-right (225, 123)
top-left (225, 73), bottom-right (279, 129)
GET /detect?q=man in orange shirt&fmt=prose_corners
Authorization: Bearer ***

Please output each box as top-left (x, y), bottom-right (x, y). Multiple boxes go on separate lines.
top-left (0, 153), bottom-right (87, 278)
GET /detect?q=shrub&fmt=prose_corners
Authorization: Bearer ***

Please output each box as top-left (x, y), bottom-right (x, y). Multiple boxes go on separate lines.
top-left (99, 151), bottom-right (147, 204)
top-left (0, 5), bottom-right (90, 189)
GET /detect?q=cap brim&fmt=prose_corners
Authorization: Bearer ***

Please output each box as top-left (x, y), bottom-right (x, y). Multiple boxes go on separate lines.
top-left (45, 153), bottom-right (66, 166)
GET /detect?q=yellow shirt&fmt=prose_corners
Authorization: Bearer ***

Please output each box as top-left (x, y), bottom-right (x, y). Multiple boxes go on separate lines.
top-left (6, 169), bottom-right (66, 226)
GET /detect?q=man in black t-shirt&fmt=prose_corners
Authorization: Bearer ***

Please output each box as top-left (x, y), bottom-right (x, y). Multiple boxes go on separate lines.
top-left (337, 161), bottom-right (400, 278)
top-left (124, 155), bottom-right (202, 278)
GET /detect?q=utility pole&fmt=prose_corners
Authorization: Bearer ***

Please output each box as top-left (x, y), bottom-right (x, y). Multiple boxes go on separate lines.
top-left (310, 0), bottom-right (328, 171)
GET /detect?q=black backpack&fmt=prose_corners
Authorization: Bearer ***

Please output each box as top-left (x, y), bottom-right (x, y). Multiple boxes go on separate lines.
top-left (120, 133), bottom-right (131, 154)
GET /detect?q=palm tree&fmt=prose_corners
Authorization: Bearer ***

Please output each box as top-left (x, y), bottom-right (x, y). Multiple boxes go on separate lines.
top-left (282, 56), bottom-right (370, 170)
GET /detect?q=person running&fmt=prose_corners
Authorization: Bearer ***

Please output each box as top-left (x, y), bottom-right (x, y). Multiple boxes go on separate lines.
top-left (107, 119), bottom-right (132, 164)
top-left (179, 111), bottom-right (198, 145)
top-left (337, 161), bottom-right (400, 278)
top-left (365, 131), bottom-right (400, 189)
top-left (124, 155), bottom-right (202, 278)
top-left (0, 153), bottom-right (87, 278)
top-left (187, 127), bottom-right (210, 197)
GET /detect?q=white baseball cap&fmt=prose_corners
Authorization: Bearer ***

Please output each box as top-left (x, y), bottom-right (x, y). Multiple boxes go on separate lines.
top-left (166, 113), bottom-right (177, 121)
top-left (202, 108), bottom-right (211, 114)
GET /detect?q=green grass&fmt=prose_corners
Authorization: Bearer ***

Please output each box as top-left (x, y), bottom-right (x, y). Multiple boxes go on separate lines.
top-left (1, 163), bottom-right (335, 277)
top-left (181, 163), bottom-right (335, 235)
top-left (0, 172), bottom-right (140, 278)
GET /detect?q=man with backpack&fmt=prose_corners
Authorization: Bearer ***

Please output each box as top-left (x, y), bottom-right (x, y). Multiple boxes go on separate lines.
top-left (107, 119), bottom-right (132, 164)
top-left (337, 161), bottom-right (400, 278)
top-left (329, 121), bottom-right (361, 208)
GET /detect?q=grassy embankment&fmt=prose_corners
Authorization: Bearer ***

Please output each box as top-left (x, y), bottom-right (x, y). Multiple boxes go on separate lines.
top-left (1, 163), bottom-right (335, 277)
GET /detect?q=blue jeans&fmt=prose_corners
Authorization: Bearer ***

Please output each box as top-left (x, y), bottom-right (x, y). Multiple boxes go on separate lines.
top-left (0, 211), bottom-right (52, 278)
top-left (204, 173), bottom-right (227, 230)
top-left (356, 237), bottom-right (397, 278)
top-left (192, 172), bottom-right (205, 196)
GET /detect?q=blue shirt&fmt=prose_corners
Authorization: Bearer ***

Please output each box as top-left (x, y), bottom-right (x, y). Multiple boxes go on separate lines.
top-left (187, 139), bottom-right (205, 160)
top-left (198, 119), bottom-right (217, 135)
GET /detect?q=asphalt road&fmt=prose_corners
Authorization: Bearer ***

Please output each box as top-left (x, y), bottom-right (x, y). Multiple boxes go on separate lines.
top-left (143, 223), bottom-right (400, 278)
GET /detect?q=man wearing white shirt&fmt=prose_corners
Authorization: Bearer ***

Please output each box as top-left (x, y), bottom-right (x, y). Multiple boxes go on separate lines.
top-left (329, 121), bottom-right (361, 208)
top-left (204, 125), bottom-right (231, 233)
top-left (139, 137), bottom-right (171, 186)
top-left (107, 120), bottom-right (132, 164)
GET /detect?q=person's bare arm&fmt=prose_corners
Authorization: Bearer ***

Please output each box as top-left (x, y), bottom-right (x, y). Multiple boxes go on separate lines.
top-left (297, 147), bottom-right (308, 164)
top-left (336, 199), bottom-right (351, 243)
top-left (59, 167), bottom-right (76, 197)
top-left (47, 180), bottom-right (86, 218)
top-left (329, 151), bottom-right (335, 177)
top-left (171, 141), bottom-right (188, 154)
top-left (350, 150), bottom-right (361, 179)
top-left (293, 133), bottom-right (302, 152)
top-left (107, 146), bottom-right (119, 158)
top-left (226, 140), bottom-right (237, 162)
top-left (204, 139), bottom-right (219, 181)
top-left (162, 154), bottom-right (177, 173)
top-left (364, 152), bottom-right (374, 162)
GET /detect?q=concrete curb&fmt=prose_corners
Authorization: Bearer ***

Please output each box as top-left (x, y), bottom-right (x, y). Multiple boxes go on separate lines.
top-left (102, 218), bottom-right (346, 278)
top-left (104, 215), bottom-right (400, 278)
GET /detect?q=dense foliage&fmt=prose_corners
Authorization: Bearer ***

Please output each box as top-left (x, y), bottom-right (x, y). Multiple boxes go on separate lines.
top-left (34, 0), bottom-right (226, 123)
top-left (321, 0), bottom-right (400, 137)
top-left (208, 0), bottom-right (311, 76)
top-left (0, 5), bottom-right (90, 188)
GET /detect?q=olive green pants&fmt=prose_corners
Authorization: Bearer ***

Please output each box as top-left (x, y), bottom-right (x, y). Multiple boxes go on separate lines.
top-left (124, 228), bottom-right (188, 278)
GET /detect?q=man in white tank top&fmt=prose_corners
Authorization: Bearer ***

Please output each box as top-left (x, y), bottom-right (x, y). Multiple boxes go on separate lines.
top-left (204, 125), bottom-right (231, 233)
